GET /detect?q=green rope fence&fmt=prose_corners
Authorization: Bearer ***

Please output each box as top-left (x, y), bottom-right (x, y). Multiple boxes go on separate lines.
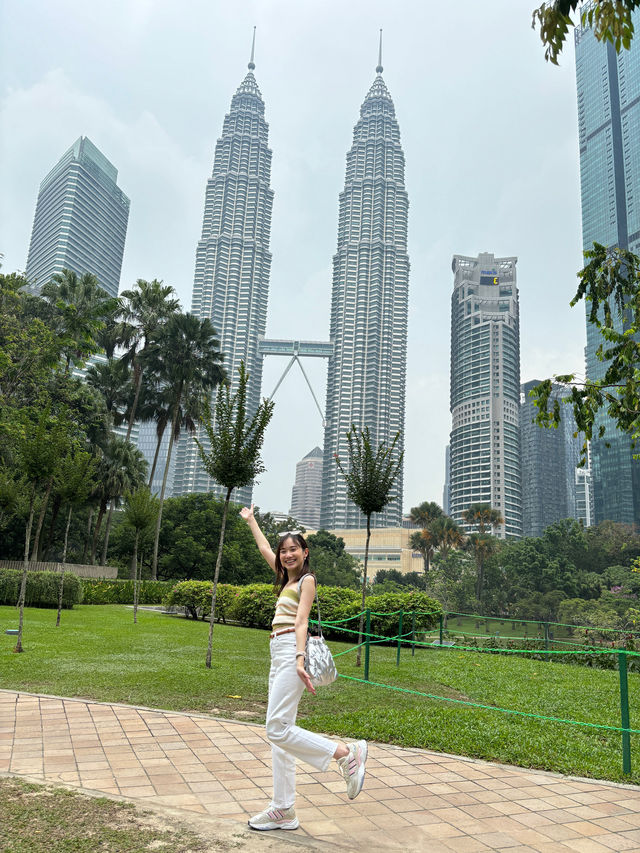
top-left (309, 607), bottom-right (637, 775)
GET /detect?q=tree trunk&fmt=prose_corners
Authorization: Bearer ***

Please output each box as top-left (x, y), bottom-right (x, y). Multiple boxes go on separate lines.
top-left (30, 476), bottom-right (54, 562)
top-left (15, 490), bottom-right (36, 653)
top-left (82, 508), bottom-right (94, 563)
top-left (91, 500), bottom-right (107, 565)
top-left (101, 499), bottom-right (115, 566)
top-left (355, 514), bottom-right (372, 668)
top-left (476, 555), bottom-right (484, 602)
top-left (148, 423), bottom-right (167, 489)
top-left (126, 366), bottom-right (143, 441)
top-left (133, 530), bottom-right (140, 624)
top-left (42, 493), bottom-right (63, 561)
top-left (206, 488), bottom-right (231, 669)
top-left (56, 505), bottom-right (73, 627)
top-left (152, 392), bottom-right (181, 579)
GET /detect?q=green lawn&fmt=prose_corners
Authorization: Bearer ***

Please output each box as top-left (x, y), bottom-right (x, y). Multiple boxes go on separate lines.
top-left (1, 604), bottom-right (639, 784)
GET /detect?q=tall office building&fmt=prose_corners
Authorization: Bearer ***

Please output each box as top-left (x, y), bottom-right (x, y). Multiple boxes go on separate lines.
top-left (26, 136), bottom-right (130, 297)
top-left (289, 446), bottom-right (323, 528)
top-left (172, 44), bottom-right (274, 502)
top-left (575, 7), bottom-right (640, 527)
top-left (320, 46), bottom-right (410, 529)
top-left (136, 421), bottom-right (174, 496)
top-left (443, 445), bottom-right (451, 516)
top-left (449, 253), bottom-right (522, 539)
top-left (520, 380), bottom-right (586, 537)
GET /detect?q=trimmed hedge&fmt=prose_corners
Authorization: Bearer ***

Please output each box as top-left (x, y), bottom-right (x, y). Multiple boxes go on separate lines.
top-left (162, 581), bottom-right (441, 640)
top-left (0, 569), bottom-right (82, 609)
top-left (81, 579), bottom-right (174, 605)
top-left (163, 581), bottom-right (240, 622)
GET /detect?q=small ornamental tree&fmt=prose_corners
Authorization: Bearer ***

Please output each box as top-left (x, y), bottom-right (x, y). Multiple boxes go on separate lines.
top-left (195, 362), bottom-right (274, 668)
top-left (122, 487), bottom-right (159, 624)
top-left (335, 426), bottom-right (403, 666)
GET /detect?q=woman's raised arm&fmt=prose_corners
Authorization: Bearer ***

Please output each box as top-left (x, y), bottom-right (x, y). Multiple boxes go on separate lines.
top-left (240, 504), bottom-right (276, 571)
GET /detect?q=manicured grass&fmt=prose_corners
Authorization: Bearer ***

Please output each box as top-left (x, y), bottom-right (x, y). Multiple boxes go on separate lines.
top-left (0, 778), bottom-right (214, 852)
top-left (1, 605), bottom-right (639, 784)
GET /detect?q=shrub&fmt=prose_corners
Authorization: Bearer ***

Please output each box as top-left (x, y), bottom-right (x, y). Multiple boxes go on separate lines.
top-left (82, 579), bottom-right (173, 605)
top-left (366, 591), bottom-right (441, 641)
top-left (229, 584), bottom-right (278, 629)
top-left (162, 581), bottom-right (241, 621)
top-left (0, 569), bottom-right (82, 609)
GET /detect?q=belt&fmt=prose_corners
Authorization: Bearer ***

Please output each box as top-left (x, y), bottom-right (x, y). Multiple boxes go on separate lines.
top-left (269, 626), bottom-right (296, 639)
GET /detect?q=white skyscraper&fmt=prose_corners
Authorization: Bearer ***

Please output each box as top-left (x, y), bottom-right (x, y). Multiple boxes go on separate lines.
top-left (449, 253), bottom-right (522, 539)
top-left (320, 41), bottom-right (410, 529)
top-left (172, 40), bottom-right (274, 502)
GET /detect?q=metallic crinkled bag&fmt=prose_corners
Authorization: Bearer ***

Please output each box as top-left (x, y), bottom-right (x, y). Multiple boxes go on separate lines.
top-left (305, 633), bottom-right (337, 687)
top-left (298, 574), bottom-right (337, 687)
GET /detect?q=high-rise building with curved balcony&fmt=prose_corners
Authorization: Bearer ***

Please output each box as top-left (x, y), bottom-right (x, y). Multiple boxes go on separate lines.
top-left (449, 253), bottom-right (522, 539)
top-left (172, 43), bottom-right (274, 502)
top-left (320, 46), bottom-right (410, 529)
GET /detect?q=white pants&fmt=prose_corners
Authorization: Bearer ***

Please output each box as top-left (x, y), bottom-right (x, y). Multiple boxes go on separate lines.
top-left (266, 632), bottom-right (336, 809)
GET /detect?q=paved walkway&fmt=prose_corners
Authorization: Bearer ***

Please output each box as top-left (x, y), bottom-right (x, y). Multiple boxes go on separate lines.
top-left (2, 689), bottom-right (640, 852)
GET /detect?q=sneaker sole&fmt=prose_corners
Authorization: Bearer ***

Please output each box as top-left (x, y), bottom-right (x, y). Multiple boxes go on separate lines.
top-left (248, 819), bottom-right (299, 831)
top-left (348, 740), bottom-right (368, 800)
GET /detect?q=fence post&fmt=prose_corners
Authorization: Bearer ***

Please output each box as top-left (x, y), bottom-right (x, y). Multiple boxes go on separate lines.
top-left (439, 613), bottom-right (444, 646)
top-left (411, 611), bottom-right (416, 657)
top-left (619, 651), bottom-right (632, 775)
top-left (364, 609), bottom-right (371, 682)
top-left (396, 610), bottom-right (403, 667)
top-left (544, 623), bottom-right (550, 662)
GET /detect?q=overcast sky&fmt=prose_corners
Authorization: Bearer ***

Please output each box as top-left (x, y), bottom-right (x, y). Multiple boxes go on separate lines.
top-left (0, 0), bottom-right (586, 517)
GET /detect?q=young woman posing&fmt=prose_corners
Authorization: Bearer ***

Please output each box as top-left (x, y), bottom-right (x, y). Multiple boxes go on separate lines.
top-left (239, 504), bottom-right (367, 831)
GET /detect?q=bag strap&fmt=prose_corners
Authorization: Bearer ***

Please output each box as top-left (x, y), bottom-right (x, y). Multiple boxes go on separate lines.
top-left (297, 574), bottom-right (323, 638)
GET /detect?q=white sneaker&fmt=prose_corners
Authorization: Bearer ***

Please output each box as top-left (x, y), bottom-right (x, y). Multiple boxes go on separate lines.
top-left (338, 739), bottom-right (368, 799)
top-left (248, 805), bottom-right (299, 831)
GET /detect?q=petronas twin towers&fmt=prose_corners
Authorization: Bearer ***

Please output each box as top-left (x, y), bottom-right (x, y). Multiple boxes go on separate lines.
top-left (174, 36), bottom-right (409, 528)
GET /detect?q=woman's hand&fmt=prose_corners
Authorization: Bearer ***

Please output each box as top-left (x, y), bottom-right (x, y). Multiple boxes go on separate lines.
top-left (239, 503), bottom-right (254, 523)
top-left (297, 660), bottom-right (316, 695)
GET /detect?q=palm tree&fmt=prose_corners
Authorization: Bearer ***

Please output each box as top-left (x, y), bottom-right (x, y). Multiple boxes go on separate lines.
top-left (119, 279), bottom-right (180, 440)
top-left (41, 269), bottom-right (118, 372)
top-left (143, 313), bottom-right (225, 578)
top-left (335, 426), bottom-right (403, 666)
top-left (408, 501), bottom-right (444, 572)
top-left (430, 515), bottom-right (465, 559)
top-left (466, 533), bottom-right (499, 602)
top-left (461, 503), bottom-right (504, 535)
top-left (90, 436), bottom-right (147, 564)
top-left (122, 488), bottom-right (159, 623)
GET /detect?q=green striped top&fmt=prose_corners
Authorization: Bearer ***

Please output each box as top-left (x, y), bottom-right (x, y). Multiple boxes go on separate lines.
top-left (272, 576), bottom-right (314, 629)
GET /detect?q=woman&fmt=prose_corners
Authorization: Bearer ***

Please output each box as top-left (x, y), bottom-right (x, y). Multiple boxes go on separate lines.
top-left (240, 503), bottom-right (367, 831)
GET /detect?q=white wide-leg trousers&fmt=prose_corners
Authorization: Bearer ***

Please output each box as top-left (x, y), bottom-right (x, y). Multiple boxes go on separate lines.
top-left (266, 632), bottom-right (336, 809)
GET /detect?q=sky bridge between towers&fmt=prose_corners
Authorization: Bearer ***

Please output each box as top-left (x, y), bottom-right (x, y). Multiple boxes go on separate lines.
top-left (258, 337), bottom-right (333, 426)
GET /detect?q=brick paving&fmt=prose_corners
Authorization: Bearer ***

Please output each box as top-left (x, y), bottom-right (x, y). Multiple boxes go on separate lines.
top-left (2, 689), bottom-right (640, 851)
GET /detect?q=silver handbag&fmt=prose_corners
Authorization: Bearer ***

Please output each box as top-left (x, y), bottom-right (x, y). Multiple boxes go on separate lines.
top-left (299, 577), bottom-right (337, 687)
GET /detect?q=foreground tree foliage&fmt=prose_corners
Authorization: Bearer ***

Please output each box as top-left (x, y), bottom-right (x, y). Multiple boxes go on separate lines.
top-left (532, 0), bottom-right (639, 65)
top-left (336, 426), bottom-right (403, 666)
top-left (532, 245), bottom-right (640, 455)
top-left (195, 362), bottom-right (274, 668)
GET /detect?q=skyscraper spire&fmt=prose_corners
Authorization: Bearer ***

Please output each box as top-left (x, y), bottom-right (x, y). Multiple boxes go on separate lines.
top-left (172, 41), bottom-right (274, 501)
top-left (320, 53), bottom-right (410, 529)
top-left (376, 28), bottom-right (383, 74)
top-left (248, 25), bottom-right (256, 70)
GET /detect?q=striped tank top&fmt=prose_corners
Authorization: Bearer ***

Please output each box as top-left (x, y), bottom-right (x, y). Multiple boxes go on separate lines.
top-left (272, 575), bottom-right (314, 629)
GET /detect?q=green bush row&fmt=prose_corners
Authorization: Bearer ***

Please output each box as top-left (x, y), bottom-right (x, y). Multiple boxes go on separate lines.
top-left (0, 569), bottom-right (82, 609)
top-left (81, 579), bottom-right (174, 605)
top-left (163, 581), bottom-right (441, 640)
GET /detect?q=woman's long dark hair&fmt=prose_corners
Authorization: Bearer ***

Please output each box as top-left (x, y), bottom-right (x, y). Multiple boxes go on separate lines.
top-left (274, 533), bottom-right (313, 593)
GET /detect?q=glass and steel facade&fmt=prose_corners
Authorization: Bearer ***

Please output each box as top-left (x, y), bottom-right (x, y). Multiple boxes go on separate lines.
top-left (449, 253), bottom-right (522, 539)
top-left (575, 7), bottom-right (640, 527)
top-left (26, 136), bottom-right (130, 298)
top-left (520, 380), bottom-right (588, 537)
top-left (320, 67), bottom-right (410, 529)
top-left (172, 61), bottom-right (274, 502)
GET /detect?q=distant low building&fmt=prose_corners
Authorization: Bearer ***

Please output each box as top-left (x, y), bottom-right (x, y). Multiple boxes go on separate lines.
top-left (306, 527), bottom-right (424, 575)
top-left (289, 447), bottom-right (323, 528)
